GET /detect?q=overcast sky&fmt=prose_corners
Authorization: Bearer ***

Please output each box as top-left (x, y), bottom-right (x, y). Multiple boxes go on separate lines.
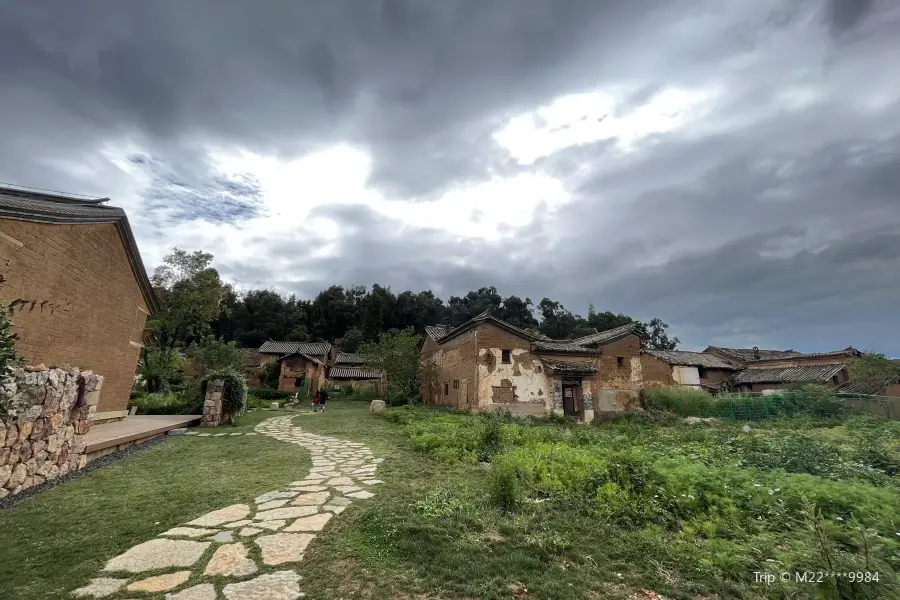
top-left (2, 0), bottom-right (898, 354)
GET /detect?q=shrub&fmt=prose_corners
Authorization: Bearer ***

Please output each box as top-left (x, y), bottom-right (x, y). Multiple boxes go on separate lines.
top-left (0, 302), bottom-right (21, 384)
top-left (129, 392), bottom-right (199, 415)
top-left (477, 411), bottom-right (505, 461)
top-left (489, 459), bottom-right (520, 510)
top-left (202, 368), bottom-right (247, 425)
top-left (781, 384), bottom-right (845, 418)
top-left (641, 386), bottom-right (715, 416)
top-left (248, 387), bottom-right (294, 400)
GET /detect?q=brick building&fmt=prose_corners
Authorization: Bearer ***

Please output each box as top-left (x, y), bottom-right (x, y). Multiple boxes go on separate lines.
top-left (0, 186), bottom-right (158, 421)
top-left (702, 346), bottom-right (860, 392)
top-left (640, 349), bottom-right (741, 391)
top-left (421, 312), bottom-right (644, 421)
top-left (327, 352), bottom-right (384, 392)
top-left (258, 340), bottom-right (332, 394)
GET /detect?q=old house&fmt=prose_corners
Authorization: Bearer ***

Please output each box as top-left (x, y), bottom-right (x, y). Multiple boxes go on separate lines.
top-left (641, 349), bottom-right (741, 390)
top-left (258, 341), bottom-right (332, 394)
top-left (837, 377), bottom-right (900, 398)
top-left (0, 186), bottom-right (158, 422)
top-left (327, 352), bottom-right (383, 392)
top-left (420, 312), bottom-right (644, 421)
top-left (703, 346), bottom-right (860, 392)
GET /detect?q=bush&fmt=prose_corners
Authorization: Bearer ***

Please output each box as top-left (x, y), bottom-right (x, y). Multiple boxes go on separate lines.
top-left (489, 459), bottom-right (520, 510)
top-left (641, 386), bottom-right (715, 416)
top-left (248, 387), bottom-right (294, 400)
top-left (202, 368), bottom-right (247, 425)
top-left (477, 411), bottom-right (505, 461)
top-left (129, 392), bottom-right (199, 415)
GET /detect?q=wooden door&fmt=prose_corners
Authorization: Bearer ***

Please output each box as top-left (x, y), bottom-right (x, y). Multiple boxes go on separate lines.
top-left (562, 384), bottom-right (577, 416)
top-left (459, 379), bottom-right (469, 410)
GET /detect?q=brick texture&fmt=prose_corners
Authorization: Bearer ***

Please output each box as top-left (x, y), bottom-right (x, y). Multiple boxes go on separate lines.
top-left (0, 220), bottom-right (149, 415)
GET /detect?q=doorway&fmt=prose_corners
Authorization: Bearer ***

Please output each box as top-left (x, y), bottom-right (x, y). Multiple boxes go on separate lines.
top-left (562, 382), bottom-right (581, 417)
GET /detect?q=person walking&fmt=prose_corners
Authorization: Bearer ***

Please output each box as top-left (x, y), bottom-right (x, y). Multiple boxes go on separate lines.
top-left (317, 387), bottom-right (329, 412)
top-left (312, 390), bottom-right (321, 412)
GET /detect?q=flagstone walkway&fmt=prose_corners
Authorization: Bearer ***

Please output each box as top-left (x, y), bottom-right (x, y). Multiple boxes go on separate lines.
top-left (72, 416), bottom-right (383, 600)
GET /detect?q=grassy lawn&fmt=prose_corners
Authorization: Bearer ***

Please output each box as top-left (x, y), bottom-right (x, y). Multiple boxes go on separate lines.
top-left (295, 402), bottom-right (900, 600)
top-left (0, 428), bottom-right (309, 600)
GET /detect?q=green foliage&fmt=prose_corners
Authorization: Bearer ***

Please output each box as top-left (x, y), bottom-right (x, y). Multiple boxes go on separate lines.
top-left (341, 327), bottom-right (364, 352)
top-left (489, 459), bottom-right (521, 510)
top-left (851, 352), bottom-right (900, 381)
top-left (478, 411), bottom-right (505, 461)
top-left (202, 368), bottom-right (247, 425)
top-left (128, 392), bottom-right (199, 415)
top-left (358, 327), bottom-right (420, 404)
top-left (186, 336), bottom-right (242, 378)
top-left (0, 302), bottom-right (21, 381)
top-left (642, 385), bottom-right (848, 420)
top-left (137, 345), bottom-right (184, 393)
top-left (247, 387), bottom-right (295, 401)
top-left (642, 386), bottom-right (715, 415)
top-left (258, 361), bottom-right (281, 389)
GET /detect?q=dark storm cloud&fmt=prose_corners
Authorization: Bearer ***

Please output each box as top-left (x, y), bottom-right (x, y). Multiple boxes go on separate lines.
top-left (1, 0), bottom-right (900, 354)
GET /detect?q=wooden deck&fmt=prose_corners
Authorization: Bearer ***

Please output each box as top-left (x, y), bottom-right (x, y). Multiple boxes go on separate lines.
top-left (85, 415), bottom-right (201, 459)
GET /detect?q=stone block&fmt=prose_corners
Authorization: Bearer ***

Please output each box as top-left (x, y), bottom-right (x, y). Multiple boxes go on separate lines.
top-left (25, 458), bottom-right (37, 476)
top-left (0, 447), bottom-right (9, 466)
top-left (7, 463), bottom-right (27, 488)
top-left (0, 427), bottom-right (5, 447)
top-left (84, 390), bottom-right (101, 407)
top-left (270, 402), bottom-right (280, 410)
top-left (369, 400), bottom-right (386, 414)
top-left (17, 421), bottom-right (33, 441)
top-left (74, 420), bottom-right (91, 435)
top-left (19, 440), bottom-right (32, 462)
top-left (0, 464), bottom-right (12, 487)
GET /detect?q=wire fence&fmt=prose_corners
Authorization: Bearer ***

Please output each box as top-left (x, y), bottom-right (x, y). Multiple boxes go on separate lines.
top-left (643, 387), bottom-right (900, 421)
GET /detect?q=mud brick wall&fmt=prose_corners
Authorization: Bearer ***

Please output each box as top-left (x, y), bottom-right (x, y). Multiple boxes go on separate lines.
top-left (0, 220), bottom-right (150, 417)
top-left (0, 366), bottom-right (101, 498)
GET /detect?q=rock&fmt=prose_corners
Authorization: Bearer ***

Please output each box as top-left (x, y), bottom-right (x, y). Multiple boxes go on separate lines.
top-left (291, 491), bottom-right (330, 506)
top-left (208, 530), bottom-right (235, 543)
top-left (204, 542), bottom-right (258, 577)
top-left (0, 464), bottom-right (13, 488)
top-left (0, 447), bottom-right (9, 466)
top-left (254, 506), bottom-right (319, 521)
top-left (282, 512), bottom-right (333, 532)
top-left (369, 400), bottom-right (386, 414)
top-left (254, 519), bottom-right (287, 531)
top-left (25, 457), bottom-right (37, 475)
top-left (290, 485), bottom-right (327, 493)
top-left (4, 424), bottom-right (17, 447)
top-left (239, 527), bottom-right (263, 537)
top-left (126, 571), bottom-right (191, 593)
top-left (327, 496), bottom-right (351, 507)
top-left (103, 539), bottom-right (211, 573)
top-left (25, 363), bottom-right (48, 372)
top-left (0, 426), bottom-right (5, 447)
top-left (72, 577), bottom-right (128, 598)
top-left (742, 424), bottom-right (752, 433)
top-left (222, 571), bottom-right (302, 600)
top-left (166, 583), bottom-right (217, 600)
top-left (29, 418), bottom-right (46, 439)
top-left (222, 520), bottom-right (253, 529)
top-left (19, 441), bottom-right (32, 462)
top-left (323, 505), bottom-right (346, 514)
top-left (257, 499), bottom-right (291, 511)
top-left (346, 490), bottom-right (374, 500)
top-left (8, 463), bottom-right (27, 488)
top-left (18, 421), bottom-right (33, 441)
top-left (270, 402), bottom-right (280, 410)
top-left (187, 504), bottom-right (251, 527)
top-left (256, 532), bottom-right (315, 565)
top-left (160, 527), bottom-right (219, 538)
top-left (168, 428), bottom-right (188, 436)
top-left (324, 476), bottom-right (354, 486)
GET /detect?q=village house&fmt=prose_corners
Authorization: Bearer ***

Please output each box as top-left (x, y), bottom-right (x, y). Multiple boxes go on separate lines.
top-left (0, 186), bottom-right (158, 422)
top-left (327, 352), bottom-right (384, 392)
top-left (421, 312), bottom-right (644, 421)
top-left (703, 346), bottom-right (860, 393)
top-left (640, 349), bottom-right (742, 391)
top-left (258, 340), bottom-right (332, 394)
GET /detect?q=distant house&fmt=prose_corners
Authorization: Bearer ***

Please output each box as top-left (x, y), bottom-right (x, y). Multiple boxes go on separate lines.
top-left (837, 377), bottom-right (900, 398)
top-left (0, 186), bottom-right (158, 422)
top-left (641, 349), bottom-right (741, 390)
top-left (327, 352), bottom-right (383, 391)
top-left (420, 311), bottom-right (644, 421)
top-left (703, 346), bottom-right (861, 393)
top-left (258, 341), bottom-right (332, 394)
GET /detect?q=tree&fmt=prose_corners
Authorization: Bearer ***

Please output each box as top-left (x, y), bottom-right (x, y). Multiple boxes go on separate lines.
top-left (341, 327), bottom-right (365, 353)
top-left (359, 328), bottom-right (422, 404)
top-left (850, 353), bottom-right (900, 381)
top-left (187, 336), bottom-right (242, 379)
top-left (149, 248), bottom-right (230, 348)
top-left (537, 298), bottom-right (580, 339)
top-left (499, 295), bottom-right (539, 329)
top-left (636, 317), bottom-right (679, 350)
top-left (138, 346), bottom-right (183, 393)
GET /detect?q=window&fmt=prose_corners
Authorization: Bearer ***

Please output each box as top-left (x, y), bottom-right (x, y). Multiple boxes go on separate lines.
top-left (294, 378), bottom-right (305, 387)
top-left (453, 379), bottom-right (459, 389)
top-left (832, 375), bottom-right (840, 385)
top-left (697, 367), bottom-right (708, 379)
top-left (616, 356), bottom-right (624, 368)
top-left (444, 382), bottom-right (449, 395)
top-left (502, 350), bottom-right (512, 364)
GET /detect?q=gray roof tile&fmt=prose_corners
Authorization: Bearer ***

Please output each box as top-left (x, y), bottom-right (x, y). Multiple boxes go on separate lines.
top-left (645, 350), bottom-right (740, 369)
top-left (733, 363), bottom-right (846, 384)
top-left (259, 341), bottom-right (332, 356)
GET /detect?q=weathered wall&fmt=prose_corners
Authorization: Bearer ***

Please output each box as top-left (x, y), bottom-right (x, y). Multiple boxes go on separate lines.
top-left (887, 384), bottom-right (900, 398)
top-left (435, 329), bottom-right (478, 409)
top-left (476, 348), bottom-right (552, 409)
top-left (0, 366), bottom-right (102, 498)
top-left (0, 220), bottom-right (149, 419)
top-left (640, 354), bottom-right (674, 386)
top-left (595, 335), bottom-right (642, 387)
top-left (278, 356), bottom-right (325, 393)
top-left (673, 365), bottom-right (701, 387)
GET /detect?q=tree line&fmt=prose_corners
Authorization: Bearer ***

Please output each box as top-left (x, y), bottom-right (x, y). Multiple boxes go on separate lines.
top-left (148, 247), bottom-right (680, 353)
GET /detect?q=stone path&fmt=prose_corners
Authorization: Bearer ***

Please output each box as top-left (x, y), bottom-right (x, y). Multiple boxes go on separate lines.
top-left (72, 416), bottom-right (383, 600)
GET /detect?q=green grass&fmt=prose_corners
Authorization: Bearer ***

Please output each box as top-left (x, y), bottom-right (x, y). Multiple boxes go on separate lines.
top-left (0, 432), bottom-right (309, 600)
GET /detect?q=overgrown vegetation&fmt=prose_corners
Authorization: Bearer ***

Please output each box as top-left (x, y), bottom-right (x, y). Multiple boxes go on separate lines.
top-left (0, 302), bottom-right (21, 402)
top-left (358, 327), bottom-right (420, 404)
top-left (377, 405), bottom-right (900, 599)
top-left (642, 384), bottom-right (846, 420)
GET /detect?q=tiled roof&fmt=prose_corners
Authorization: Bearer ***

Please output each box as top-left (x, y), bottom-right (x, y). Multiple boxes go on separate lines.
top-left (424, 325), bottom-right (449, 341)
top-left (0, 185), bottom-right (159, 312)
top-left (705, 346), bottom-right (801, 363)
top-left (645, 350), bottom-right (741, 369)
top-left (572, 323), bottom-right (640, 346)
top-left (733, 363), bottom-right (846, 384)
top-left (532, 339), bottom-right (600, 354)
top-left (795, 347), bottom-right (861, 359)
top-left (438, 310), bottom-right (538, 345)
top-left (837, 377), bottom-right (898, 396)
top-left (335, 352), bottom-right (364, 365)
top-left (329, 367), bottom-right (382, 380)
top-left (259, 341), bottom-right (332, 356)
top-left (541, 359), bottom-right (597, 375)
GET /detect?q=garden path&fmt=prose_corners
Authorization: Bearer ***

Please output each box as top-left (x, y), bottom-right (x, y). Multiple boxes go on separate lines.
top-left (71, 415), bottom-right (383, 600)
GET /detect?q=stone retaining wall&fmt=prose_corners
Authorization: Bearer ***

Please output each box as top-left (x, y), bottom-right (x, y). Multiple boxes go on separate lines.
top-left (201, 379), bottom-right (224, 427)
top-left (0, 365), bottom-right (102, 498)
